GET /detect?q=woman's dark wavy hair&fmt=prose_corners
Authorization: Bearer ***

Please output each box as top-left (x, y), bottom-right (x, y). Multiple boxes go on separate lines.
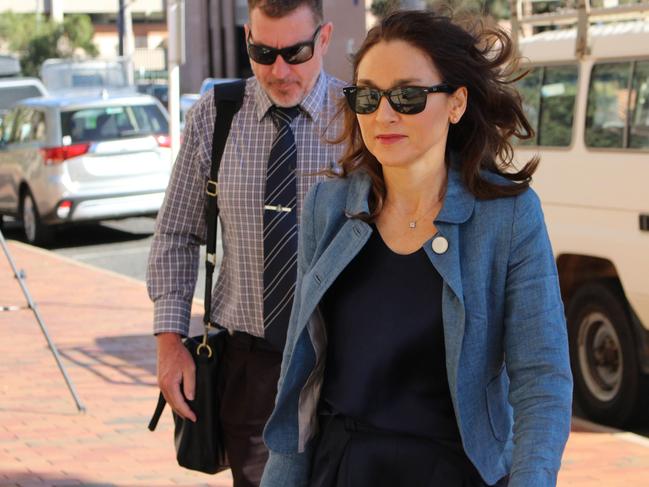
top-left (331, 9), bottom-right (537, 219)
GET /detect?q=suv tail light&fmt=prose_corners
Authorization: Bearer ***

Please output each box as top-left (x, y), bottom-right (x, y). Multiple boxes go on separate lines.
top-left (155, 135), bottom-right (171, 148)
top-left (40, 144), bottom-right (90, 165)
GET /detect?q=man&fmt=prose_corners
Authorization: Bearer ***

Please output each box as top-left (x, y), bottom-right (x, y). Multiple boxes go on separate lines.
top-left (146, 1), bottom-right (344, 486)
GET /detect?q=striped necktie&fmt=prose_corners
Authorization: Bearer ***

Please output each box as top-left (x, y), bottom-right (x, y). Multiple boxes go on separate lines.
top-left (263, 106), bottom-right (300, 350)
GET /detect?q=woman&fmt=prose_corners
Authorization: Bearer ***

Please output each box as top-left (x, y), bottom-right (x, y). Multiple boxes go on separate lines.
top-left (261, 9), bottom-right (572, 487)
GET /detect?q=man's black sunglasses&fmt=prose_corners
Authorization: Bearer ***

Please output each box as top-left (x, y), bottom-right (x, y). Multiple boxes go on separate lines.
top-left (343, 84), bottom-right (456, 115)
top-left (247, 25), bottom-right (322, 65)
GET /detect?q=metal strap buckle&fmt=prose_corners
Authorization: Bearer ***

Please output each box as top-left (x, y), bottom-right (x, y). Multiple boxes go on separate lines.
top-left (206, 180), bottom-right (218, 197)
top-left (197, 322), bottom-right (215, 358)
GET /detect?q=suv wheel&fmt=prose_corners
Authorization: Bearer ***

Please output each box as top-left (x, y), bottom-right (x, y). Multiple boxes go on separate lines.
top-left (21, 190), bottom-right (53, 245)
top-left (567, 281), bottom-right (649, 427)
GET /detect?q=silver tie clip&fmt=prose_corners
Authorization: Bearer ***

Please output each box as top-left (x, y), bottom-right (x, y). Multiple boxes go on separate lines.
top-left (264, 204), bottom-right (293, 213)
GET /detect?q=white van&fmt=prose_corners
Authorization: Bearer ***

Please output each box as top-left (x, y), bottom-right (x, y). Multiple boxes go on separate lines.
top-left (512, 5), bottom-right (649, 427)
top-left (0, 78), bottom-right (48, 111)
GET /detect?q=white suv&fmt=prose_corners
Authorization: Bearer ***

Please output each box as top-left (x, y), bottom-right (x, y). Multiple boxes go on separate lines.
top-left (0, 91), bottom-right (172, 244)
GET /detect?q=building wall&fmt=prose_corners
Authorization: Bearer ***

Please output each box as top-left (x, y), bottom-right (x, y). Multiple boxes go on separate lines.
top-left (180, 0), bottom-right (213, 94)
top-left (94, 23), bottom-right (166, 57)
top-left (324, 0), bottom-right (366, 82)
top-left (180, 0), bottom-right (366, 93)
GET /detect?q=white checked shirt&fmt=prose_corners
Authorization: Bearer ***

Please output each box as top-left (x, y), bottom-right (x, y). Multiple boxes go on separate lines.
top-left (147, 72), bottom-right (345, 337)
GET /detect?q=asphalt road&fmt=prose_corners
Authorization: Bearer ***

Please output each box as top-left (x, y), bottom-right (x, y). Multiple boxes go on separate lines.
top-left (2, 216), bottom-right (648, 438)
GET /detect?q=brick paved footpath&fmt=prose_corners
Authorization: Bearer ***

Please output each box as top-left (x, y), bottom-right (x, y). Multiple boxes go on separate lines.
top-left (1, 240), bottom-right (648, 486)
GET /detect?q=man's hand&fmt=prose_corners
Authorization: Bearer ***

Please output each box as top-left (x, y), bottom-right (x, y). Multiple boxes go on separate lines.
top-left (156, 332), bottom-right (197, 422)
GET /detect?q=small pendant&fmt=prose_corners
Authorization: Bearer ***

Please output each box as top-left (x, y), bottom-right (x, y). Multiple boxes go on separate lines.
top-left (409, 221), bottom-right (416, 229)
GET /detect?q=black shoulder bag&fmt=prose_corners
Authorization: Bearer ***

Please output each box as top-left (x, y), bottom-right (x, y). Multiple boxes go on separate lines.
top-left (148, 79), bottom-right (246, 474)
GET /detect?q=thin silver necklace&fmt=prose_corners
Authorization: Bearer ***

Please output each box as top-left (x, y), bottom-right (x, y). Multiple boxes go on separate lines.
top-left (386, 199), bottom-right (441, 230)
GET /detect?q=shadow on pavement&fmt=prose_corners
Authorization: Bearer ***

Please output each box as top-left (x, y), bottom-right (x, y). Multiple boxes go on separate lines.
top-left (58, 334), bottom-right (157, 387)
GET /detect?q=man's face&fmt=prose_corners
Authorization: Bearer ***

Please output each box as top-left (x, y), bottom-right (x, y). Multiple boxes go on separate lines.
top-left (245, 5), bottom-right (332, 107)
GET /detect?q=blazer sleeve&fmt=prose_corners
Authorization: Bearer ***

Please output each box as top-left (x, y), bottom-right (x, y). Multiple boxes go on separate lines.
top-left (503, 189), bottom-right (573, 487)
top-left (261, 450), bottom-right (312, 487)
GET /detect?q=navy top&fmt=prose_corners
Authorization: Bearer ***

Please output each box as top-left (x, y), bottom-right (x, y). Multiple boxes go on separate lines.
top-left (319, 227), bottom-right (463, 448)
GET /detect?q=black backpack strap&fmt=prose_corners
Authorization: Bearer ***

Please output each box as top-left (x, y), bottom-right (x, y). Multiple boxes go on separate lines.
top-left (204, 80), bottom-right (246, 327)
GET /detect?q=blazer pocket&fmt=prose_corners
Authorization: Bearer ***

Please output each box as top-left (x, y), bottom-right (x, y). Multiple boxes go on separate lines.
top-left (485, 366), bottom-right (513, 443)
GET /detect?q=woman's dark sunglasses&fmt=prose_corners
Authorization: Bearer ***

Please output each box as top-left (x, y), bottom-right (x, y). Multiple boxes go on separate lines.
top-left (247, 25), bottom-right (322, 65)
top-left (343, 84), bottom-right (456, 115)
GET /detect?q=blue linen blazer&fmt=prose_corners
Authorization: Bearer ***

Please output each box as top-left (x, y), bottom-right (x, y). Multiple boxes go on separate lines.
top-left (261, 168), bottom-right (573, 487)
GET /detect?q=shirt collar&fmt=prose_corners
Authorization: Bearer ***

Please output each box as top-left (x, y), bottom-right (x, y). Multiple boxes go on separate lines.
top-left (254, 70), bottom-right (329, 123)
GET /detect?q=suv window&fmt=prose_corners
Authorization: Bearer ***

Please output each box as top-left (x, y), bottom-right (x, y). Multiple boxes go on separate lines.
top-left (60, 104), bottom-right (168, 143)
top-left (515, 64), bottom-right (579, 147)
top-left (12, 108), bottom-right (38, 143)
top-left (0, 109), bottom-right (17, 144)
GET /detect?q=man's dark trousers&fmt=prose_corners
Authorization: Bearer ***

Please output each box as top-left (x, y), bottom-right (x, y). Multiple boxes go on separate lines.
top-left (218, 331), bottom-right (282, 487)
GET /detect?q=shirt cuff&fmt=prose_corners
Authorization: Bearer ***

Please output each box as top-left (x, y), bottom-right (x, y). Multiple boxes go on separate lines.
top-left (153, 297), bottom-right (193, 337)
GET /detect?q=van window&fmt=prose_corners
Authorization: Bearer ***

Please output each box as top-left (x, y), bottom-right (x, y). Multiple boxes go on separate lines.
top-left (0, 85), bottom-right (44, 111)
top-left (630, 60), bottom-right (649, 149)
top-left (60, 104), bottom-right (168, 143)
top-left (515, 64), bottom-right (578, 147)
top-left (586, 62), bottom-right (632, 148)
top-left (516, 67), bottom-right (542, 146)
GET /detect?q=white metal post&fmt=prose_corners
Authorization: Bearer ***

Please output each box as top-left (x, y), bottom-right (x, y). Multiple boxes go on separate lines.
top-left (167, 0), bottom-right (186, 164)
top-left (124, 0), bottom-right (136, 85)
top-left (49, 0), bottom-right (64, 22)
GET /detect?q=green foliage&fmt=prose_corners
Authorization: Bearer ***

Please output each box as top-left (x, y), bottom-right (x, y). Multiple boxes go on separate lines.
top-left (370, 0), bottom-right (511, 20)
top-left (370, 0), bottom-right (401, 18)
top-left (0, 12), bottom-right (98, 77)
top-left (426, 0), bottom-right (510, 19)
top-left (63, 14), bottom-right (99, 57)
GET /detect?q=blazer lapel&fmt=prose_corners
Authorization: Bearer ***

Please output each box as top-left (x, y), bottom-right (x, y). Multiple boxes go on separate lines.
top-left (295, 173), bottom-right (374, 337)
top-left (424, 222), bottom-right (465, 396)
top-left (428, 167), bottom-right (476, 396)
top-left (296, 218), bottom-right (372, 337)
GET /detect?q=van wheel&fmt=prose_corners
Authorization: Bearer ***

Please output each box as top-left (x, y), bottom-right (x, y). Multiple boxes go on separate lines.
top-left (567, 282), bottom-right (649, 427)
top-left (20, 190), bottom-right (53, 245)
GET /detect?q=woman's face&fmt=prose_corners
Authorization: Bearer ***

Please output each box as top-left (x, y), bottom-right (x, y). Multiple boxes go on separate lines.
top-left (355, 39), bottom-right (466, 170)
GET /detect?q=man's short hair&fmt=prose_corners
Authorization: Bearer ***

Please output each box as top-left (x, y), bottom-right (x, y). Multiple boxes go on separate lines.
top-left (248, 0), bottom-right (323, 23)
